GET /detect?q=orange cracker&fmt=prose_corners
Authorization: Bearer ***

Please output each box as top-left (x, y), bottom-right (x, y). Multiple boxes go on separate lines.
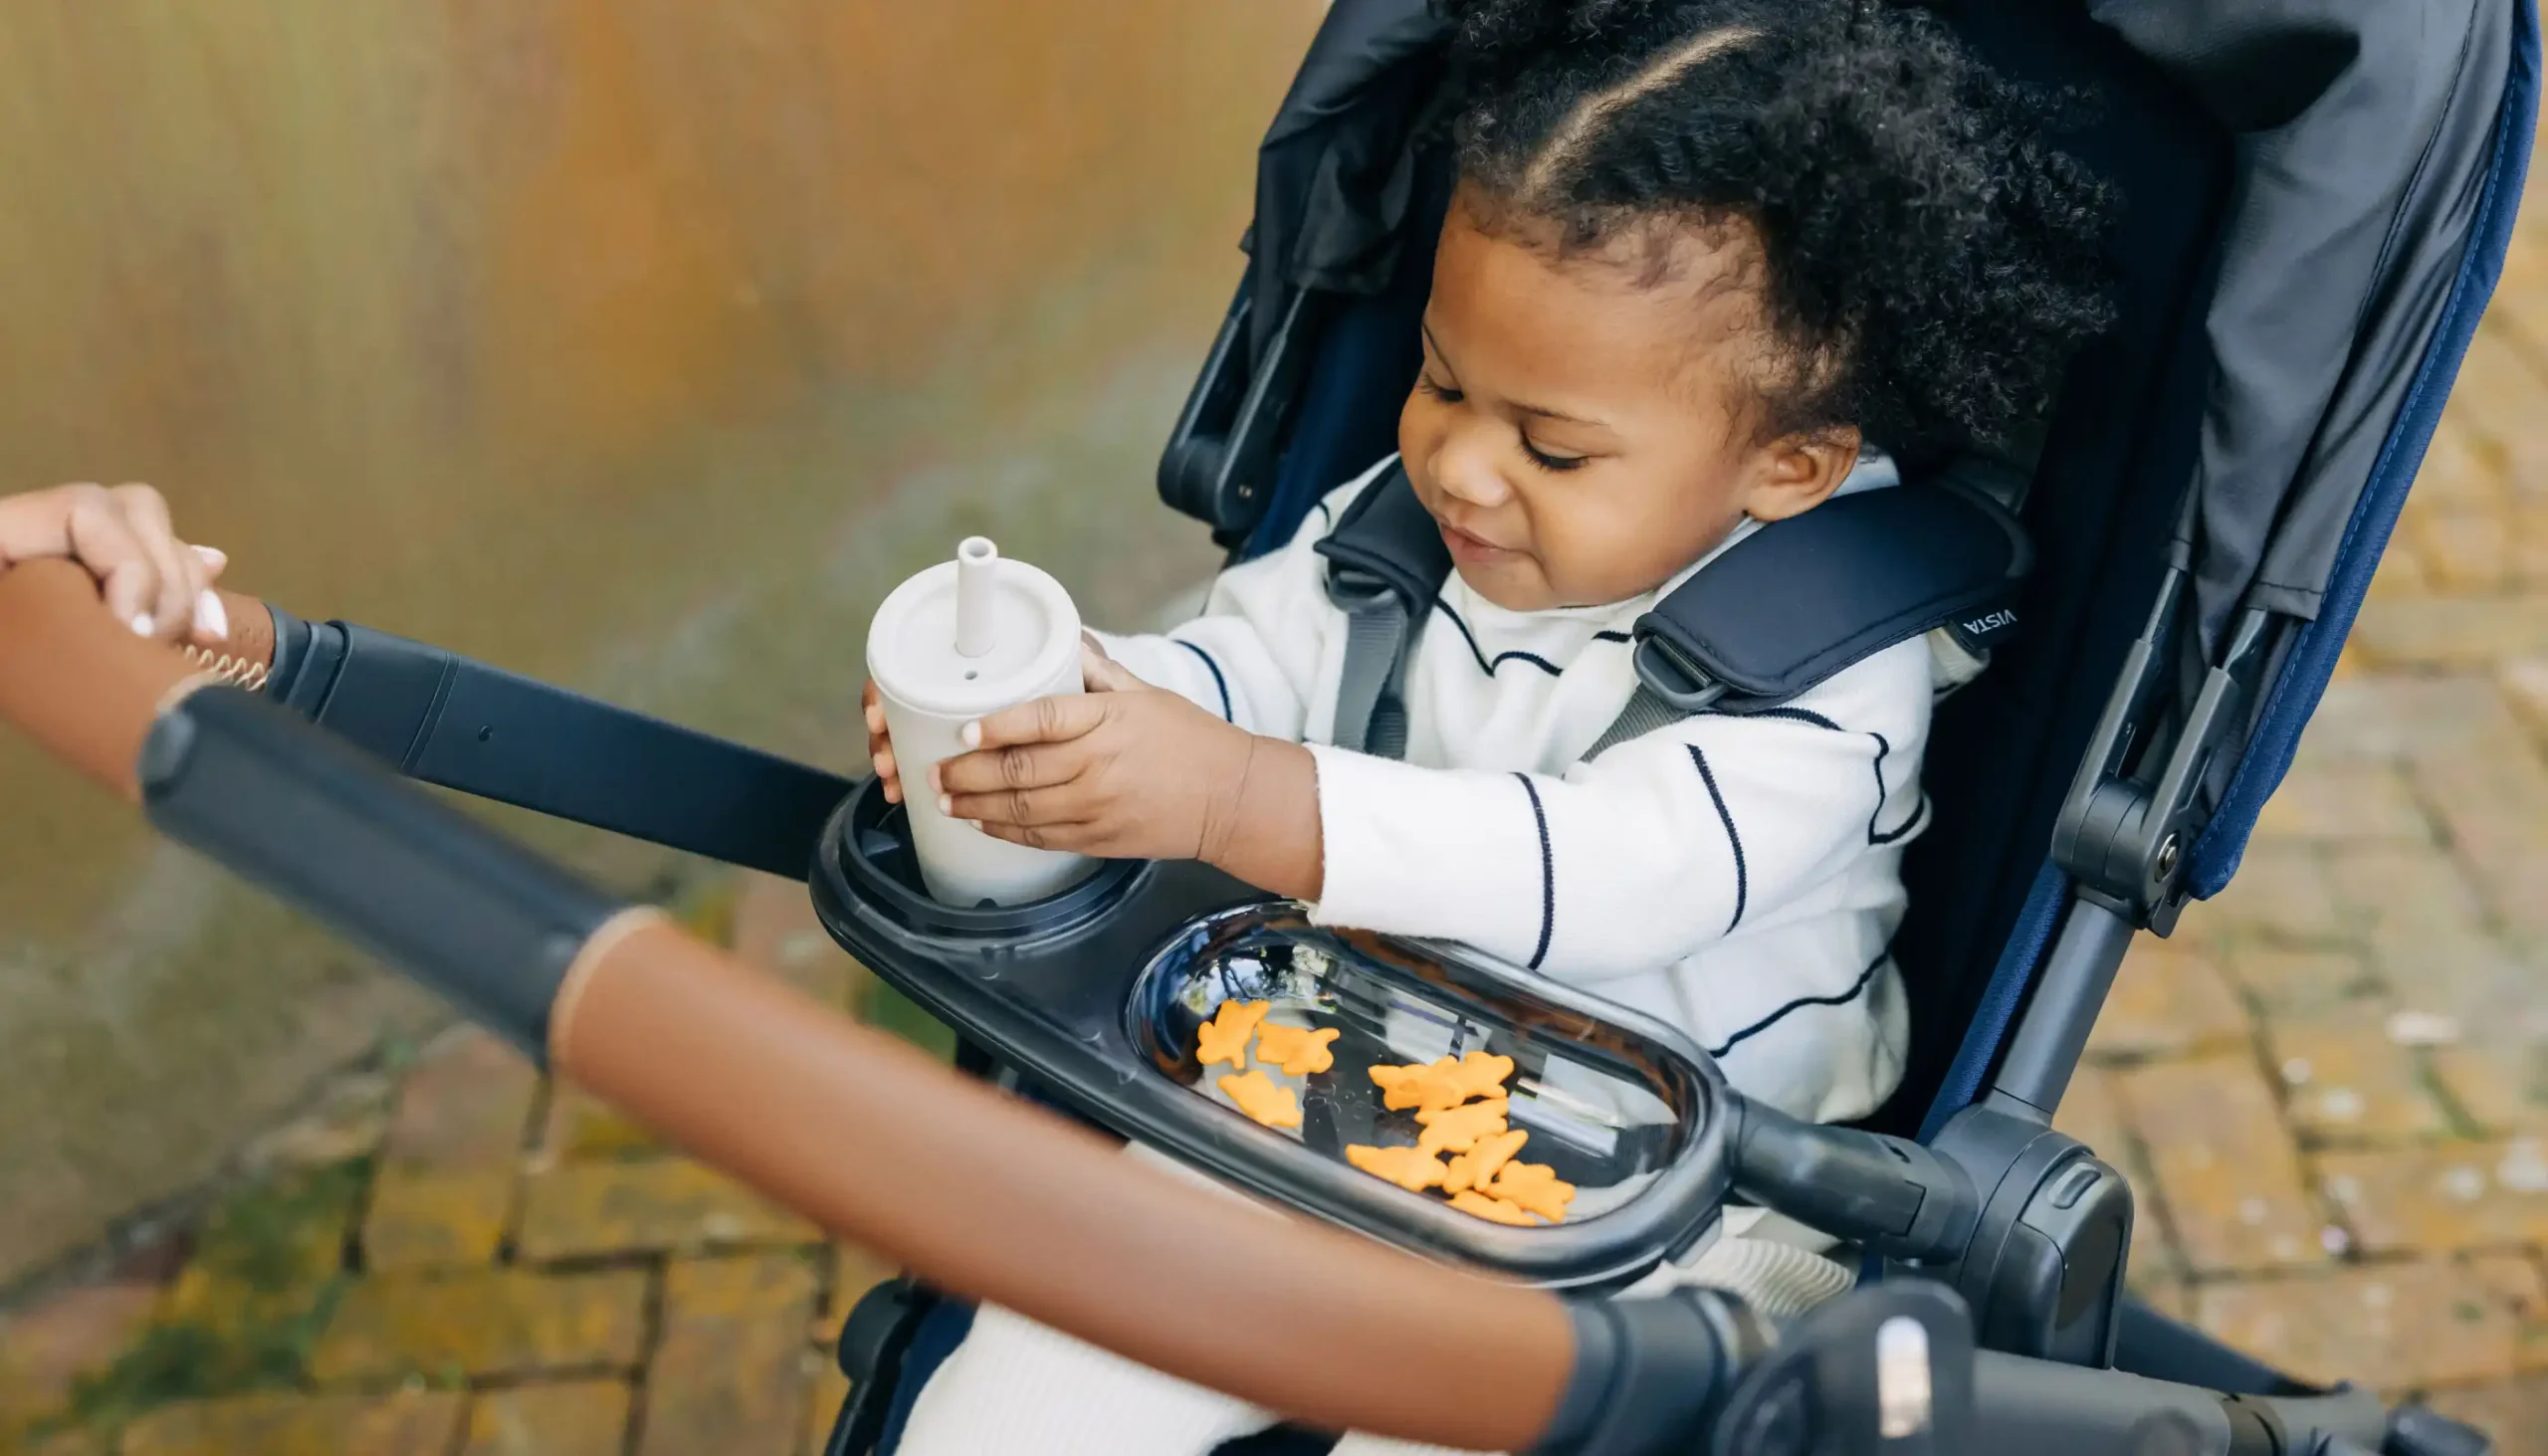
top-left (1197, 1000), bottom-right (1271, 1071)
top-left (1490, 1160), bottom-right (1576, 1223)
top-left (1413, 1097), bottom-right (1510, 1155)
top-left (1443, 1051), bottom-right (1516, 1102)
top-left (1443, 1128), bottom-right (1529, 1194)
top-left (1371, 1058), bottom-right (1463, 1112)
top-left (1217, 1070), bottom-right (1303, 1130)
top-left (1256, 1023), bottom-right (1341, 1076)
top-left (1368, 1061), bottom-right (1454, 1112)
top-left (1448, 1189), bottom-right (1537, 1226)
top-left (1370, 1051), bottom-right (1516, 1112)
top-left (1345, 1144), bottom-right (1446, 1192)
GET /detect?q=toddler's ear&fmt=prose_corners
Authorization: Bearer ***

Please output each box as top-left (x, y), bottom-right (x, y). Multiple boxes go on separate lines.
top-left (1741, 426), bottom-right (1862, 523)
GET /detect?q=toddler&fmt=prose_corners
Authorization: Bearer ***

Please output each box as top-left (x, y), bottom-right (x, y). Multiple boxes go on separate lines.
top-left (867, 0), bottom-right (2109, 1451)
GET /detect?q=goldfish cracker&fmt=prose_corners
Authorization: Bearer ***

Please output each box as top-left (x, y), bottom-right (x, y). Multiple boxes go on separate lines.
top-left (1197, 1000), bottom-right (1271, 1072)
top-left (1345, 1144), bottom-right (1446, 1192)
top-left (1369, 1051), bottom-right (1510, 1113)
top-left (1369, 1051), bottom-right (1517, 1112)
top-left (1490, 1160), bottom-right (1576, 1223)
top-left (1369, 1061), bottom-right (1461, 1113)
top-left (1443, 1051), bottom-right (1515, 1102)
top-left (1256, 1023), bottom-right (1341, 1076)
top-left (1448, 1189), bottom-right (1536, 1226)
top-left (1413, 1098), bottom-right (1510, 1156)
top-left (1217, 1069), bottom-right (1303, 1130)
top-left (1442, 1129), bottom-right (1529, 1194)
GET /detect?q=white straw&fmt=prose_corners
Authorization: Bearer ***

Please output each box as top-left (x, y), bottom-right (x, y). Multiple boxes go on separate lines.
top-left (955, 537), bottom-right (998, 658)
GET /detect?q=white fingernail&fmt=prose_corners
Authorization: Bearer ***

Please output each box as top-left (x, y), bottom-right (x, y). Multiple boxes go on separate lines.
top-left (193, 589), bottom-right (229, 641)
top-left (938, 794), bottom-right (954, 815)
top-left (130, 613), bottom-right (154, 638)
top-left (191, 544), bottom-right (227, 569)
top-left (960, 722), bottom-right (981, 748)
top-left (968, 819), bottom-right (983, 831)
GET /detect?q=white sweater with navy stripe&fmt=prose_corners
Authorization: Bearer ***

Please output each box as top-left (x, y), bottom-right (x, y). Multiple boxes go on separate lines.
top-left (1096, 454), bottom-right (1966, 1124)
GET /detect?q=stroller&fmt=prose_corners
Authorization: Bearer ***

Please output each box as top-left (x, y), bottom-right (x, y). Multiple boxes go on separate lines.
top-left (0, 0), bottom-right (2533, 1449)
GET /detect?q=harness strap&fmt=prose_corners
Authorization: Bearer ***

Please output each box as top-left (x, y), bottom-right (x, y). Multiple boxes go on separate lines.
top-left (1583, 685), bottom-right (1688, 761)
top-left (1631, 484), bottom-right (2026, 712)
top-left (1316, 461), bottom-right (1449, 758)
top-left (1331, 583), bottom-right (1413, 755)
top-left (1314, 457), bottom-right (2028, 762)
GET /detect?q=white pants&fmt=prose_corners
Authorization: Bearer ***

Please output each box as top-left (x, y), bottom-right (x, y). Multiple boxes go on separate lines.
top-left (896, 1149), bottom-right (1852, 1456)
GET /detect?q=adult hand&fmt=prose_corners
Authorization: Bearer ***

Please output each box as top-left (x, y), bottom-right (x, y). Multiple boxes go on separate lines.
top-left (0, 483), bottom-right (229, 646)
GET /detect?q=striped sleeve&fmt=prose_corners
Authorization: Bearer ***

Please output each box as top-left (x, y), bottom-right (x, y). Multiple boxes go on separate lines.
top-left (1305, 638), bottom-right (1931, 980)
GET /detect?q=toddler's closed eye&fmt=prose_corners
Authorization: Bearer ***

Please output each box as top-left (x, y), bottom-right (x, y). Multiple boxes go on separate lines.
top-left (1520, 438), bottom-right (1588, 473)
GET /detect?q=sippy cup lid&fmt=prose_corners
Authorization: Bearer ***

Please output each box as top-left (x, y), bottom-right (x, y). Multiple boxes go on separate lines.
top-left (866, 538), bottom-right (1083, 720)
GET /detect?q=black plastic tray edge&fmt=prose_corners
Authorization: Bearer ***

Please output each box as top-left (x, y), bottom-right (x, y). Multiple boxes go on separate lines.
top-left (807, 779), bottom-right (1733, 1291)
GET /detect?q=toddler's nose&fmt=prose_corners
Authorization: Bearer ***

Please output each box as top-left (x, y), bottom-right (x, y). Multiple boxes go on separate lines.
top-left (1430, 434), bottom-right (1515, 509)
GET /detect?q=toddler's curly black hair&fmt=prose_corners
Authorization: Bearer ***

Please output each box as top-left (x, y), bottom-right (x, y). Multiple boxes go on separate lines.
top-left (1438, 0), bottom-right (2114, 456)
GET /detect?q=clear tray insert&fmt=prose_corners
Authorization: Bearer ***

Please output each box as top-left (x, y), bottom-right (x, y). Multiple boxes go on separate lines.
top-left (1128, 904), bottom-right (1702, 1225)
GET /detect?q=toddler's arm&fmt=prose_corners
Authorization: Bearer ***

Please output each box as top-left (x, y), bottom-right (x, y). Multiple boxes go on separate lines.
top-left (931, 644), bottom-right (1326, 899)
top-left (938, 632), bottom-right (1928, 957)
top-left (1306, 641), bottom-right (1933, 980)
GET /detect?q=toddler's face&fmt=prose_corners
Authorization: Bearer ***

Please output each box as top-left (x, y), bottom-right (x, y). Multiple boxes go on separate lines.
top-left (1399, 193), bottom-right (1859, 612)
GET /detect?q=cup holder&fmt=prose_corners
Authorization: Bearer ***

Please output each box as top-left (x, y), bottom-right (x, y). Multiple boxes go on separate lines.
top-left (826, 776), bottom-right (1144, 940)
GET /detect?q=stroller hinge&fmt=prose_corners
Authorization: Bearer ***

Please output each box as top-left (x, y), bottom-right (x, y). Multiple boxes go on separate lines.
top-left (2054, 566), bottom-right (2286, 935)
top-left (1730, 1090), bottom-right (2140, 1370)
top-left (1157, 280), bottom-right (1322, 552)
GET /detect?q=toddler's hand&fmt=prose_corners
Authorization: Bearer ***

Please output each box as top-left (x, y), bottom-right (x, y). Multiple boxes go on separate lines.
top-left (933, 643), bottom-right (1261, 864)
top-left (862, 678), bottom-right (903, 804)
top-left (865, 634), bottom-right (1120, 809)
top-left (0, 482), bottom-right (230, 646)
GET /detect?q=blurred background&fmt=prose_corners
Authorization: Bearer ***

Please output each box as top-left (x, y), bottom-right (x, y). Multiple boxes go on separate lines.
top-left (10, 4), bottom-right (2548, 1453)
top-left (0, 0), bottom-right (1314, 1307)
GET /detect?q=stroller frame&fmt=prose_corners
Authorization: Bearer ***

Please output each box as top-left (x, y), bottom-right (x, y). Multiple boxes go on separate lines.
top-left (6, 0), bottom-right (2534, 1451)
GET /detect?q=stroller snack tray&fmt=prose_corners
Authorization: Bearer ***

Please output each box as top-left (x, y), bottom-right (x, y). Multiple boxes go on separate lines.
top-left (1136, 909), bottom-right (1703, 1230)
top-left (812, 777), bottom-right (1733, 1289)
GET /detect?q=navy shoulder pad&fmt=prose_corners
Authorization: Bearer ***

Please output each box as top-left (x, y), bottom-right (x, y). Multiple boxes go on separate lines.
top-left (1633, 485), bottom-right (2028, 714)
top-left (1312, 461), bottom-right (1451, 610)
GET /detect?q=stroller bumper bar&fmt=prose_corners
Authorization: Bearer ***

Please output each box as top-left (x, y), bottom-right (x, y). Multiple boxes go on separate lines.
top-left (254, 599), bottom-right (855, 881)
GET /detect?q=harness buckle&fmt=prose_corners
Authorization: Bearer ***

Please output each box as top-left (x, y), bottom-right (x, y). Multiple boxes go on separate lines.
top-left (1632, 634), bottom-right (1731, 714)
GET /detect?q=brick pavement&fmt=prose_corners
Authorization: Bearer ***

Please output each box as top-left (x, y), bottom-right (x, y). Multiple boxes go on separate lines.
top-left (14, 174), bottom-right (2548, 1456)
top-left (0, 878), bottom-right (885, 1456)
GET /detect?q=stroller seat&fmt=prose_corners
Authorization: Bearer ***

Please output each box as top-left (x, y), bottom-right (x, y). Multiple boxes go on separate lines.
top-left (815, 0), bottom-right (2541, 1450)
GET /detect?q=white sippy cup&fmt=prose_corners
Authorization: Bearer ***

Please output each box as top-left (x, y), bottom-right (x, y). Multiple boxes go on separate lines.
top-left (865, 536), bottom-right (1097, 907)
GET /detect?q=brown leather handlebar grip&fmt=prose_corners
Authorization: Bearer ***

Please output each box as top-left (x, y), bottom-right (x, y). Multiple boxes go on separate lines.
top-left (0, 565), bottom-right (282, 798)
top-left (204, 586), bottom-right (279, 676)
top-left (0, 559), bottom-right (207, 798)
top-left (0, 556), bottom-right (1579, 1450)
